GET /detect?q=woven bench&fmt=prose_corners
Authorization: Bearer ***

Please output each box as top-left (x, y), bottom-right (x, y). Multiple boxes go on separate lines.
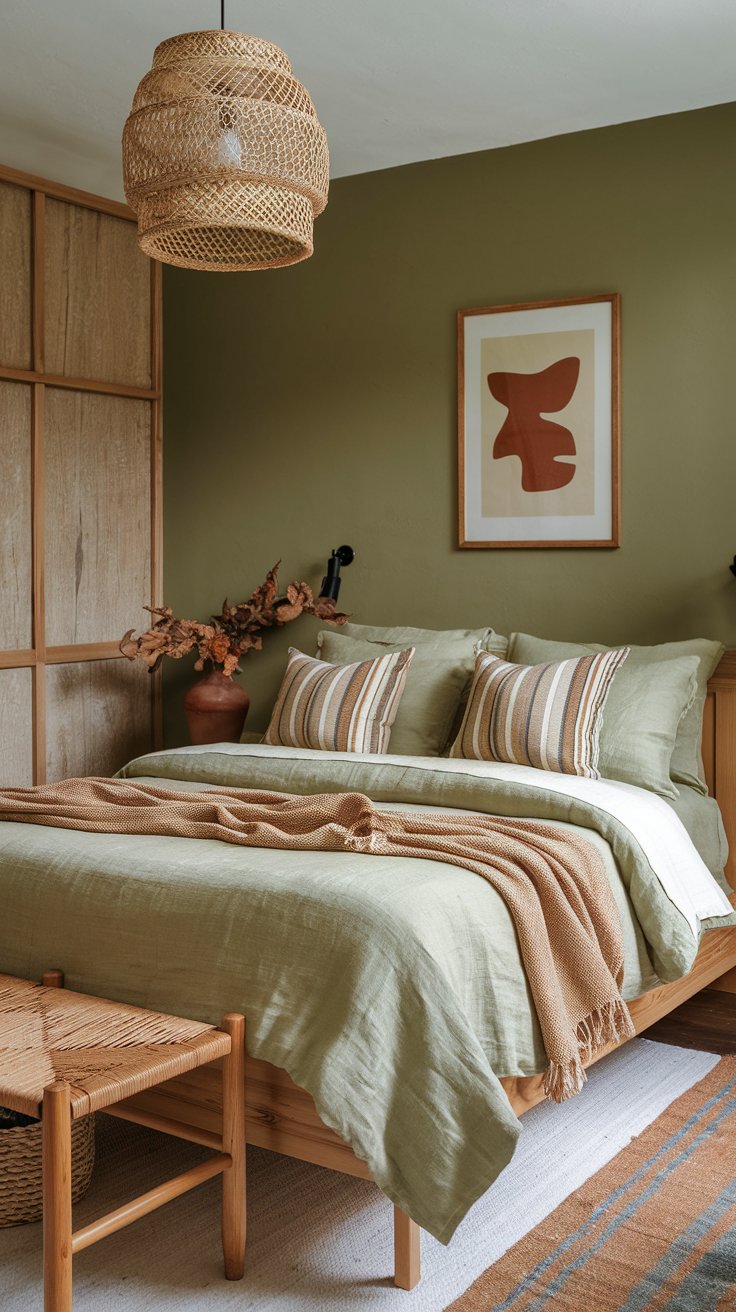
top-left (0, 970), bottom-right (245, 1312)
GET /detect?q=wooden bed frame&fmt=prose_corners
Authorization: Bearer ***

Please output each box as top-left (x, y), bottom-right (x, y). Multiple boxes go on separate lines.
top-left (108, 651), bottom-right (736, 1291)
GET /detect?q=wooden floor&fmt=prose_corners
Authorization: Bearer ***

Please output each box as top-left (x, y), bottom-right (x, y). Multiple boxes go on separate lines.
top-left (648, 988), bottom-right (736, 1056)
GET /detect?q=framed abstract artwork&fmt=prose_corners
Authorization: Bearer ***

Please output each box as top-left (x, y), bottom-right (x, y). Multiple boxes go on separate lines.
top-left (457, 294), bottom-right (620, 548)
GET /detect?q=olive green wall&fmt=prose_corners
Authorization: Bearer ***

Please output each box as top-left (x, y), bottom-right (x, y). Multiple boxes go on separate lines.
top-left (163, 102), bottom-right (736, 742)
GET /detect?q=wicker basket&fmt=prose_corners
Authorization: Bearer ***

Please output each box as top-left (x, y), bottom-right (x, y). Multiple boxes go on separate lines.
top-left (0, 1109), bottom-right (95, 1227)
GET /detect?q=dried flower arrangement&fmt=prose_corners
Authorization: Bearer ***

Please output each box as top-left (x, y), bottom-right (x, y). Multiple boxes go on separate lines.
top-left (120, 561), bottom-right (348, 678)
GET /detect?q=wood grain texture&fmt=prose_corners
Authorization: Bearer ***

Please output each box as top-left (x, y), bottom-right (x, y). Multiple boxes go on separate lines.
top-left (44, 199), bottom-right (151, 387)
top-left (0, 181), bottom-right (31, 369)
top-left (33, 663), bottom-right (46, 786)
top-left (702, 690), bottom-right (715, 795)
top-left (116, 1056), bottom-right (373, 1181)
top-left (648, 987), bottom-right (736, 1054)
top-left (44, 389), bottom-right (152, 646)
top-left (32, 191), bottom-right (45, 374)
top-left (42, 1081), bottom-right (73, 1312)
top-left (0, 667), bottom-right (34, 786)
top-left (46, 643), bottom-right (129, 664)
top-left (711, 966), bottom-right (736, 994)
top-left (698, 662), bottom-right (734, 889)
top-left (45, 658), bottom-right (152, 782)
top-left (0, 651), bottom-right (36, 669)
top-left (0, 364), bottom-right (158, 400)
top-left (714, 687), bottom-right (736, 888)
top-left (31, 382), bottom-right (45, 661)
top-left (221, 1014), bottom-right (246, 1280)
top-left (394, 1207), bottom-right (421, 1290)
top-left (70, 1155), bottom-right (231, 1257)
top-left (0, 162), bottom-right (135, 222)
top-left (150, 261), bottom-right (164, 750)
top-left (708, 650), bottom-right (736, 686)
top-left (0, 163), bottom-right (159, 785)
top-left (0, 381), bottom-right (32, 650)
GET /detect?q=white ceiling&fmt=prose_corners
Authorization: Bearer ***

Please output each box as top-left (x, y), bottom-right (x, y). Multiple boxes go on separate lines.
top-left (1, 0), bottom-right (735, 202)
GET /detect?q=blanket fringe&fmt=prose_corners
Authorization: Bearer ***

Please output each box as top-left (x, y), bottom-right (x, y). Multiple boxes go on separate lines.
top-left (543, 998), bottom-right (635, 1103)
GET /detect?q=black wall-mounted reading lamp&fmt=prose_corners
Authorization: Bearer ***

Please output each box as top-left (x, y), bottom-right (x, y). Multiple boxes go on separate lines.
top-left (730, 556), bottom-right (736, 580)
top-left (319, 545), bottom-right (355, 602)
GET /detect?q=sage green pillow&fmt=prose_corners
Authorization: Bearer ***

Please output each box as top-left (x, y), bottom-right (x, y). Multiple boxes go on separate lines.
top-left (510, 634), bottom-right (723, 796)
top-left (336, 622), bottom-right (508, 658)
top-left (317, 629), bottom-right (483, 757)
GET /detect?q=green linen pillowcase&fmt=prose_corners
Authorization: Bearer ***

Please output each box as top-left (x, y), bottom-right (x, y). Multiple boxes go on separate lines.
top-left (510, 633), bottom-right (723, 795)
top-left (317, 629), bottom-right (479, 757)
top-left (335, 621), bottom-right (509, 658)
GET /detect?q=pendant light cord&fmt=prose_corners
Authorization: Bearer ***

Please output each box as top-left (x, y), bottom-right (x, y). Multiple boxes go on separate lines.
top-left (220, 0), bottom-right (225, 30)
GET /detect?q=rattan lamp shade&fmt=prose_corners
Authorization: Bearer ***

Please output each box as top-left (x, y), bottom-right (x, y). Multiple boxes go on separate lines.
top-left (122, 29), bottom-right (329, 271)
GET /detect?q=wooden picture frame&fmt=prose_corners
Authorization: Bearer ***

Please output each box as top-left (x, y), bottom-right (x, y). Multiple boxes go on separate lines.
top-left (458, 294), bottom-right (620, 549)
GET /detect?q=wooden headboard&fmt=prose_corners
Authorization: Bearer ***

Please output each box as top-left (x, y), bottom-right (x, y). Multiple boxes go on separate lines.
top-left (703, 651), bottom-right (736, 889)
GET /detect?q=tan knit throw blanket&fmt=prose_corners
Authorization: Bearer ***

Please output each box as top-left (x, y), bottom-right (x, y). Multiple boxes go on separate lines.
top-left (0, 778), bottom-right (635, 1102)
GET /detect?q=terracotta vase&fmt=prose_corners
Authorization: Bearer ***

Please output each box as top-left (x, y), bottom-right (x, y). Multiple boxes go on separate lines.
top-left (183, 669), bottom-right (250, 745)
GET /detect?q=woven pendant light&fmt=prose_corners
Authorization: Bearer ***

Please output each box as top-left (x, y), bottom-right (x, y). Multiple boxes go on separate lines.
top-left (122, 22), bottom-right (329, 272)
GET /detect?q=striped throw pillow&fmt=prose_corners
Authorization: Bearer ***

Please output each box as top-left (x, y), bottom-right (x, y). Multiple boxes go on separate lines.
top-left (449, 648), bottom-right (629, 777)
top-left (263, 646), bottom-right (414, 754)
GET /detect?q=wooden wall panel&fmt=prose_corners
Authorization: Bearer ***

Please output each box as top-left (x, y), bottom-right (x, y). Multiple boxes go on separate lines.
top-left (0, 667), bottom-right (34, 786)
top-left (46, 659), bottom-right (152, 782)
top-left (0, 181), bottom-right (32, 368)
top-left (44, 200), bottom-right (151, 387)
top-left (0, 162), bottom-right (160, 784)
top-left (0, 381), bottom-right (33, 650)
top-left (44, 389), bottom-right (152, 646)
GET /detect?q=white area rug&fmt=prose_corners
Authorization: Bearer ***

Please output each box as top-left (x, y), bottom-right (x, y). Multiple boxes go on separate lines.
top-left (0, 1039), bottom-right (718, 1311)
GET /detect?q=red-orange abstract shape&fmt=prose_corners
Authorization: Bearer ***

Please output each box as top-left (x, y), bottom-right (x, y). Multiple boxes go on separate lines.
top-left (488, 356), bottom-right (580, 492)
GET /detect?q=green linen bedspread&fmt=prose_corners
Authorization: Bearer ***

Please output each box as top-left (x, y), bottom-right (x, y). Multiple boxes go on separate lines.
top-left (0, 744), bottom-right (732, 1242)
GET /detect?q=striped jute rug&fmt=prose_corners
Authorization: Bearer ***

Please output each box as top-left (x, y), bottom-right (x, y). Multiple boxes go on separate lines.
top-left (448, 1054), bottom-right (736, 1312)
top-left (0, 1040), bottom-right (727, 1309)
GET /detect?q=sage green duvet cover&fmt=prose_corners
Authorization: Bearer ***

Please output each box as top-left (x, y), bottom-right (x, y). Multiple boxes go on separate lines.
top-left (0, 744), bottom-right (732, 1242)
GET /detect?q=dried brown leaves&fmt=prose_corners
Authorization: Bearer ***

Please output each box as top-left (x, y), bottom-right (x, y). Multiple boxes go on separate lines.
top-left (120, 561), bottom-right (348, 677)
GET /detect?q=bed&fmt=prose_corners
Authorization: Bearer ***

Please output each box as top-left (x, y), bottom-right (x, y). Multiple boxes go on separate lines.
top-left (1, 653), bottom-right (735, 1290)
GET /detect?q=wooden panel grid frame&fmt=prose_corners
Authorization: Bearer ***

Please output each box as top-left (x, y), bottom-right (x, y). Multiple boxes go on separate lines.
top-left (0, 380), bottom-right (33, 650)
top-left (0, 181), bottom-right (32, 369)
top-left (0, 160), bottom-right (162, 785)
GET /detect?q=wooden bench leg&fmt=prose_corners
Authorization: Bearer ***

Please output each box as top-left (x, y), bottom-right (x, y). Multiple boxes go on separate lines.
top-left (221, 1013), bottom-right (246, 1280)
top-left (43, 1081), bottom-right (73, 1312)
top-left (394, 1205), bottom-right (421, 1289)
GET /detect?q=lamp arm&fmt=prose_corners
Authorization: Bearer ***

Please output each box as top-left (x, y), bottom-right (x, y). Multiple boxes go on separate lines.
top-left (319, 545), bottom-right (355, 602)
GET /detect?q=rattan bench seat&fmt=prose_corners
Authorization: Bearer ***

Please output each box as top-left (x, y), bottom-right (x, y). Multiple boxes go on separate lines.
top-left (0, 973), bottom-right (230, 1120)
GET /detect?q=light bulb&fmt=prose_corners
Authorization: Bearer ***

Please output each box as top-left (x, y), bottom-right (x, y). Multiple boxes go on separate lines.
top-left (215, 128), bottom-right (242, 167)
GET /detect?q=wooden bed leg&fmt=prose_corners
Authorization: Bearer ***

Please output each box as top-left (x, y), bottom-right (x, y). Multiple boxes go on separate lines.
top-left (394, 1205), bottom-right (421, 1290)
top-left (221, 1013), bottom-right (246, 1280)
top-left (42, 969), bottom-right (65, 989)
